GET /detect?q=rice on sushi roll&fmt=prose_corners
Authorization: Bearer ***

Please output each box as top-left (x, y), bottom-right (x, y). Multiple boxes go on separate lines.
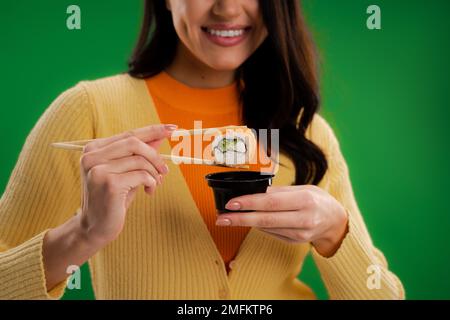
top-left (211, 128), bottom-right (257, 165)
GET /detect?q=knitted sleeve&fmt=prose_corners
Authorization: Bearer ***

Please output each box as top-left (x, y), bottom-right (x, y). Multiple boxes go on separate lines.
top-left (310, 115), bottom-right (405, 300)
top-left (0, 82), bottom-right (95, 299)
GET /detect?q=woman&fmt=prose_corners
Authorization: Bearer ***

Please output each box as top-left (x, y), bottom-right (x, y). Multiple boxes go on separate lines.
top-left (0, 0), bottom-right (404, 299)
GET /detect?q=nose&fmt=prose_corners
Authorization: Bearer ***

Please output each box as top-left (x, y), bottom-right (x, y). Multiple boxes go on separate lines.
top-left (212, 0), bottom-right (242, 19)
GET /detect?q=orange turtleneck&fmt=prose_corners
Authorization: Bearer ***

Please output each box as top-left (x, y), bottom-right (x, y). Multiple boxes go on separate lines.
top-left (146, 71), bottom-right (254, 270)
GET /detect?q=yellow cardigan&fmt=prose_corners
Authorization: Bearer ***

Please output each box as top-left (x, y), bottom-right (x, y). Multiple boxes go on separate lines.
top-left (0, 74), bottom-right (404, 300)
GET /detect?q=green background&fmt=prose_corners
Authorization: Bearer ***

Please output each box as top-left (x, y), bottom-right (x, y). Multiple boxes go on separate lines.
top-left (1, 0), bottom-right (449, 300)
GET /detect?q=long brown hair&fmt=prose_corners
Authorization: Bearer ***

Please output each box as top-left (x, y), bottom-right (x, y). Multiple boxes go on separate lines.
top-left (128, 0), bottom-right (327, 185)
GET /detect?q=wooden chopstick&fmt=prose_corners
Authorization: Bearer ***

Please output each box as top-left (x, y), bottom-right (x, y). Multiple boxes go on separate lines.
top-left (51, 125), bottom-right (248, 147)
top-left (50, 125), bottom-right (251, 169)
top-left (50, 142), bottom-right (249, 169)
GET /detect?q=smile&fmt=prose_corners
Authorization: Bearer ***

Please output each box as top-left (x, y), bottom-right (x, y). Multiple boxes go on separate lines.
top-left (201, 26), bottom-right (251, 47)
top-left (205, 28), bottom-right (245, 37)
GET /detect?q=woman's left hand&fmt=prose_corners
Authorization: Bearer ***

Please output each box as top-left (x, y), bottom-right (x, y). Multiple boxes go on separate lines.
top-left (216, 185), bottom-right (349, 257)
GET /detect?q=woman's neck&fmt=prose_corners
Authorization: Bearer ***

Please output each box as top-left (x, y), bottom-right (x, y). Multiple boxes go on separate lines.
top-left (165, 42), bottom-right (236, 89)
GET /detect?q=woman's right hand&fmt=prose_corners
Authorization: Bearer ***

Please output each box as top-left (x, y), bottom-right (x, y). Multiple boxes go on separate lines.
top-left (78, 124), bottom-right (177, 246)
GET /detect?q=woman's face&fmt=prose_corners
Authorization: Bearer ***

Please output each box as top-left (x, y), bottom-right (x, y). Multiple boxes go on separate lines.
top-left (166, 0), bottom-right (268, 71)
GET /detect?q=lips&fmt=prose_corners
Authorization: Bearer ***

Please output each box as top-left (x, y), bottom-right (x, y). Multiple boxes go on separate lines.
top-left (201, 25), bottom-right (251, 47)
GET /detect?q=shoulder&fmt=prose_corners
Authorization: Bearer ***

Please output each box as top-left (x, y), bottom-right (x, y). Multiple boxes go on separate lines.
top-left (306, 113), bottom-right (351, 187)
top-left (51, 73), bottom-right (138, 108)
top-left (276, 113), bottom-right (344, 186)
top-left (40, 73), bottom-right (147, 137)
top-left (76, 73), bottom-right (144, 102)
top-left (305, 113), bottom-right (341, 159)
top-left (65, 73), bottom-right (151, 127)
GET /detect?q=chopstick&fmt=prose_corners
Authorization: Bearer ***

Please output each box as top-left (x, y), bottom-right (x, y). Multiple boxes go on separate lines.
top-left (50, 142), bottom-right (250, 169)
top-left (50, 125), bottom-right (250, 169)
top-left (51, 125), bottom-right (248, 147)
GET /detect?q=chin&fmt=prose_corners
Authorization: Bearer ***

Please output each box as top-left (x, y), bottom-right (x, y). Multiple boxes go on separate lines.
top-left (205, 57), bottom-right (246, 72)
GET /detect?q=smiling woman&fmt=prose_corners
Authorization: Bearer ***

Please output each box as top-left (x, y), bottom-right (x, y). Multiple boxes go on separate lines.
top-left (130, 0), bottom-right (328, 186)
top-left (165, 0), bottom-right (267, 72)
top-left (0, 0), bottom-right (404, 300)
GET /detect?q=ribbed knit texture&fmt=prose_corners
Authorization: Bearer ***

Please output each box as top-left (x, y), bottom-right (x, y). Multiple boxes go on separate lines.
top-left (147, 71), bottom-right (272, 270)
top-left (0, 73), bottom-right (404, 299)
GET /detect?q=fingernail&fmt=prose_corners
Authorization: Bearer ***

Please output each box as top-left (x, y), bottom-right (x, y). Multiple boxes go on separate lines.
top-left (165, 124), bottom-right (178, 131)
top-left (216, 218), bottom-right (232, 226)
top-left (225, 202), bottom-right (241, 211)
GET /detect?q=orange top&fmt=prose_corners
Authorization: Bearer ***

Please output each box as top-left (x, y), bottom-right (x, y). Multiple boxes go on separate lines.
top-left (146, 71), bottom-right (255, 270)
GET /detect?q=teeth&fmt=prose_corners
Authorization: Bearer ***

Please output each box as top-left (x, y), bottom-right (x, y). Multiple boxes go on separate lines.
top-left (207, 28), bottom-right (245, 37)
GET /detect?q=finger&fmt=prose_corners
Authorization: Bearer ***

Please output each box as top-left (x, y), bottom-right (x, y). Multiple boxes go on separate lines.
top-left (116, 170), bottom-right (158, 195)
top-left (259, 228), bottom-right (312, 243)
top-left (132, 123), bottom-right (178, 142)
top-left (83, 124), bottom-right (177, 152)
top-left (82, 136), bottom-right (168, 174)
top-left (98, 156), bottom-right (162, 185)
top-left (267, 185), bottom-right (309, 193)
top-left (225, 190), bottom-right (312, 212)
top-left (217, 211), bottom-right (306, 228)
top-left (147, 138), bottom-right (166, 150)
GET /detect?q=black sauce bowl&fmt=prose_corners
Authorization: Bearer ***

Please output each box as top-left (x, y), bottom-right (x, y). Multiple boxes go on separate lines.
top-left (205, 171), bottom-right (275, 214)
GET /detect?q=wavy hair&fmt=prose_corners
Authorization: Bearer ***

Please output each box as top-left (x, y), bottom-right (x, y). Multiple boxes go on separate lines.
top-left (128, 0), bottom-right (327, 185)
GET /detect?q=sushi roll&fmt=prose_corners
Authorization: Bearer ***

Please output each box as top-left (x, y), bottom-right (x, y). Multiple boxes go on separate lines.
top-left (211, 128), bottom-right (257, 165)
